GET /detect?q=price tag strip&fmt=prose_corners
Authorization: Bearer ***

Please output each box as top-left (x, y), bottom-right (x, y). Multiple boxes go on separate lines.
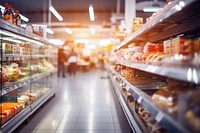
top-left (155, 111), bottom-right (164, 122)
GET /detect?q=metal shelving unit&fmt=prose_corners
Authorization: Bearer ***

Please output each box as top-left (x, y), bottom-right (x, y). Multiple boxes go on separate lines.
top-left (116, 0), bottom-right (200, 50)
top-left (0, 19), bottom-right (50, 45)
top-left (110, 68), bottom-right (191, 133)
top-left (108, 70), bottom-right (144, 133)
top-left (117, 59), bottom-right (200, 84)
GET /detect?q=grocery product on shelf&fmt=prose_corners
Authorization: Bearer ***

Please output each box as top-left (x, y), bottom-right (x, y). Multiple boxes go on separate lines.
top-left (1, 102), bottom-right (24, 125)
top-left (137, 106), bottom-right (167, 133)
top-left (3, 3), bottom-right (12, 23)
top-left (152, 80), bottom-right (196, 113)
top-left (179, 91), bottom-right (200, 132)
top-left (131, 17), bottom-right (143, 32)
top-left (13, 10), bottom-right (21, 26)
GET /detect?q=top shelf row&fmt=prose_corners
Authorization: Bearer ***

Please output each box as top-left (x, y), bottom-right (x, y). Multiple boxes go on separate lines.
top-left (116, 0), bottom-right (200, 50)
top-left (0, 19), bottom-right (53, 46)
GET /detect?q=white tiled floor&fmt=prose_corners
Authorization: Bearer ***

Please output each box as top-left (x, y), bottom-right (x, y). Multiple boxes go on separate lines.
top-left (13, 70), bottom-right (132, 133)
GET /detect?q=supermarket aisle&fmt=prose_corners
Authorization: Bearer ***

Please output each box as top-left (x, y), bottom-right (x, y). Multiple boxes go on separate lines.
top-left (14, 70), bottom-right (132, 133)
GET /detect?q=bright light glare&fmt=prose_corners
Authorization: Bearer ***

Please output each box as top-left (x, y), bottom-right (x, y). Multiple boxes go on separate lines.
top-left (179, 1), bottom-right (185, 7)
top-left (187, 68), bottom-right (192, 81)
top-left (89, 5), bottom-right (95, 21)
top-left (49, 6), bottom-right (63, 21)
top-left (75, 39), bottom-right (89, 44)
top-left (175, 5), bottom-right (182, 11)
top-left (49, 39), bottom-right (64, 45)
top-left (65, 28), bottom-right (72, 34)
top-left (99, 39), bottom-right (110, 46)
top-left (90, 28), bottom-right (95, 35)
top-left (46, 28), bottom-right (54, 34)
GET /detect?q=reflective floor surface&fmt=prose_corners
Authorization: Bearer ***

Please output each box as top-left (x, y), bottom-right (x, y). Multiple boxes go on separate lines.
top-left (14, 70), bottom-right (132, 133)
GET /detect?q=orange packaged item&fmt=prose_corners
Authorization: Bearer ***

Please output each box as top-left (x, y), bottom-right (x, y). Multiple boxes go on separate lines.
top-left (173, 37), bottom-right (193, 56)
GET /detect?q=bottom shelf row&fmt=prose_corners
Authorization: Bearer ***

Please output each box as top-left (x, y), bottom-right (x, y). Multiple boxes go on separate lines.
top-left (110, 71), bottom-right (166, 133)
top-left (0, 73), bottom-right (57, 133)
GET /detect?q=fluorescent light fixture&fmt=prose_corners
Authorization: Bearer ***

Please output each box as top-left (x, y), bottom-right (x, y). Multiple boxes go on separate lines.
top-left (143, 0), bottom-right (161, 13)
top-left (90, 28), bottom-right (95, 35)
top-left (99, 39), bottom-right (110, 46)
top-left (143, 7), bottom-right (160, 12)
top-left (85, 44), bottom-right (96, 49)
top-left (49, 6), bottom-right (63, 21)
top-left (49, 39), bottom-right (64, 45)
top-left (19, 14), bottom-right (29, 22)
top-left (65, 28), bottom-right (72, 34)
top-left (46, 28), bottom-right (54, 34)
top-left (75, 39), bottom-right (89, 44)
top-left (89, 5), bottom-right (95, 21)
top-left (2, 37), bottom-right (23, 43)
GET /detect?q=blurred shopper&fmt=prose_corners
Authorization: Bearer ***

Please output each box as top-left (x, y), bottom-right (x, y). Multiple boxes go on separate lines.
top-left (68, 48), bottom-right (78, 76)
top-left (57, 47), bottom-right (66, 78)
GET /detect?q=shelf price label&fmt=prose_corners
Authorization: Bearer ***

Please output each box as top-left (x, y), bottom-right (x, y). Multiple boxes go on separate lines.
top-left (155, 111), bottom-right (164, 122)
top-left (2, 89), bottom-right (7, 95)
top-left (13, 85), bottom-right (18, 89)
top-left (9, 86), bottom-right (14, 91)
top-left (137, 96), bottom-right (143, 104)
top-left (18, 83), bottom-right (22, 88)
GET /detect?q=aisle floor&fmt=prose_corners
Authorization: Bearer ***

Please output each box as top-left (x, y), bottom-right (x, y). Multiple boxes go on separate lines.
top-left (14, 70), bottom-right (132, 133)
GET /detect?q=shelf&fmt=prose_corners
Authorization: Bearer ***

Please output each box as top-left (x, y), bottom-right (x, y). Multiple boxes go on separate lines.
top-left (117, 59), bottom-right (200, 84)
top-left (110, 68), bottom-right (191, 133)
top-left (1, 69), bottom-right (57, 96)
top-left (0, 19), bottom-right (50, 45)
top-left (116, 0), bottom-right (200, 50)
top-left (108, 71), bottom-right (143, 133)
top-left (0, 86), bottom-right (56, 133)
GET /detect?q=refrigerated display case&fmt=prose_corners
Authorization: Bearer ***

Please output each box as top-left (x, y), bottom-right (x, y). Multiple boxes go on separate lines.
top-left (109, 0), bottom-right (200, 133)
top-left (0, 19), bottom-right (57, 133)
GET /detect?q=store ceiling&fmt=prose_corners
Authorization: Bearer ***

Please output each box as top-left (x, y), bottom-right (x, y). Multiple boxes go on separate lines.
top-left (0, 0), bottom-right (167, 43)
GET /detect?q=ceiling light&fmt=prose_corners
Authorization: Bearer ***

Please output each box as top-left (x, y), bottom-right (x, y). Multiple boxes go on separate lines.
top-left (75, 39), bottom-right (89, 44)
top-left (143, 0), bottom-right (160, 12)
top-left (49, 6), bottom-right (63, 21)
top-left (65, 28), bottom-right (72, 34)
top-left (49, 39), bottom-right (64, 45)
top-left (46, 28), bottom-right (54, 34)
top-left (90, 28), bottom-right (95, 35)
top-left (99, 39), bottom-right (110, 46)
top-left (143, 7), bottom-right (160, 12)
top-left (19, 14), bottom-right (29, 22)
top-left (89, 5), bottom-right (95, 21)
